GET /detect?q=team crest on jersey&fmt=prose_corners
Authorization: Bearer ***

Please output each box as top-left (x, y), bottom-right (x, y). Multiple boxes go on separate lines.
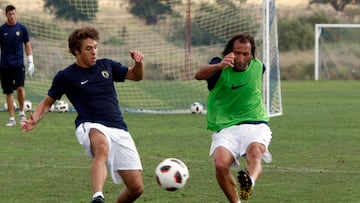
top-left (101, 70), bottom-right (109, 79)
top-left (16, 31), bottom-right (20, 36)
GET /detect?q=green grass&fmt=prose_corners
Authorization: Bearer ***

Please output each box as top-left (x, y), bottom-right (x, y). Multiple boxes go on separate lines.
top-left (1, 80), bottom-right (360, 202)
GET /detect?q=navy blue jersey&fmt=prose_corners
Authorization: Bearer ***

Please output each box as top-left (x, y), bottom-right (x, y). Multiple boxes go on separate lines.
top-left (48, 58), bottom-right (129, 130)
top-left (0, 22), bottom-right (30, 67)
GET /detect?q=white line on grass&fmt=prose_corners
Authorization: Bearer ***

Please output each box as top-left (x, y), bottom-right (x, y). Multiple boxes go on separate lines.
top-left (263, 165), bottom-right (360, 174)
top-left (1, 162), bottom-right (359, 174)
top-left (0, 163), bottom-right (87, 169)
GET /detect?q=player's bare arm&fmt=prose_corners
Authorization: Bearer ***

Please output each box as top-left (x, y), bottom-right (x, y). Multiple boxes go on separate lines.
top-left (22, 96), bottom-right (55, 132)
top-left (195, 52), bottom-right (234, 80)
top-left (126, 50), bottom-right (144, 81)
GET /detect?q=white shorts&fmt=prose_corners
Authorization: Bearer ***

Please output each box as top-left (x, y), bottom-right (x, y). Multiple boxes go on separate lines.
top-left (209, 123), bottom-right (272, 168)
top-left (75, 122), bottom-right (142, 184)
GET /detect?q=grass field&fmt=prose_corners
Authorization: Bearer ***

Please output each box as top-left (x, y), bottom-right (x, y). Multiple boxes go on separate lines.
top-left (1, 81), bottom-right (360, 203)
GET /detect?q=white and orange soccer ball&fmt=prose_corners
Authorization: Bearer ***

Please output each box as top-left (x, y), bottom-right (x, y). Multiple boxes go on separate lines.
top-left (155, 158), bottom-right (189, 191)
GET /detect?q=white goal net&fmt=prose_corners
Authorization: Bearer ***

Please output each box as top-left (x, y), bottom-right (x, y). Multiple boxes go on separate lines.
top-left (0, 0), bottom-right (282, 116)
top-left (315, 24), bottom-right (360, 80)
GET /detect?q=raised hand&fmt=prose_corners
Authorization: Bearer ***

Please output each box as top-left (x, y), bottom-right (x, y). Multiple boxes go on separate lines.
top-left (129, 50), bottom-right (144, 63)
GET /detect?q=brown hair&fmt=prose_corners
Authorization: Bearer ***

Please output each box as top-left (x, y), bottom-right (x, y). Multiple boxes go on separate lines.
top-left (68, 26), bottom-right (99, 56)
top-left (222, 33), bottom-right (256, 59)
top-left (5, 5), bottom-right (16, 14)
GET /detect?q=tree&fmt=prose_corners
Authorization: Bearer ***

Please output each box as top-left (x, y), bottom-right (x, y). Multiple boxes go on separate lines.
top-left (309, 0), bottom-right (359, 12)
top-left (44, 0), bottom-right (98, 22)
top-left (129, 0), bottom-right (173, 25)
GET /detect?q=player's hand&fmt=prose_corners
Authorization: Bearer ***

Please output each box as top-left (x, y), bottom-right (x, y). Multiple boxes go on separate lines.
top-left (21, 113), bottom-right (37, 132)
top-left (129, 50), bottom-right (144, 63)
top-left (27, 62), bottom-right (35, 77)
top-left (27, 55), bottom-right (35, 77)
top-left (221, 52), bottom-right (234, 68)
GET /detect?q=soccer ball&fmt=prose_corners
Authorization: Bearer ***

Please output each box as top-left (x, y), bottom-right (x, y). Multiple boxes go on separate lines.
top-left (49, 104), bottom-right (55, 112)
top-left (4, 101), bottom-right (17, 111)
top-left (190, 102), bottom-right (203, 114)
top-left (24, 100), bottom-right (32, 112)
top-left (55, 100), bottom-right (69, 112)
top-left (155, 158), bottom-right (189, 191)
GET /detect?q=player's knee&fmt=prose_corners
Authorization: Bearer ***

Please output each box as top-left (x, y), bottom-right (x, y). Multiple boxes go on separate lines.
top-left (246, 143), bottom-right (265, 160)
top-left (92, 143), bottom-right (108, 158)
top-left (128, 183), bottom-right (144, 198)
top-left (215, 160), bottom-right (231, 173)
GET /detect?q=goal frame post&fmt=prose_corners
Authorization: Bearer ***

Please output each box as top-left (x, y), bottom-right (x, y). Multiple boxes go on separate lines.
top-left (314, 23), bottom-right (360, 80)
top-left (263, 0), bottom-right (283, 117)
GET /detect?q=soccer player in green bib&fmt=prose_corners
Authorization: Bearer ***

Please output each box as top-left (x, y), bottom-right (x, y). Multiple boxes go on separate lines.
top-left (195, 33), bottom-right (272, 203)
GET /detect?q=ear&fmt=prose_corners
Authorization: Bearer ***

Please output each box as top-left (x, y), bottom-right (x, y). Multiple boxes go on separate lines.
top-left (74, 48), bottom-right (81, 56)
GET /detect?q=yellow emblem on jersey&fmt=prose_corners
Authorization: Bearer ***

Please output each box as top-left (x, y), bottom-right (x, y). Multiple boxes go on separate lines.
top-left (101, 70), bottom-right (109, 79)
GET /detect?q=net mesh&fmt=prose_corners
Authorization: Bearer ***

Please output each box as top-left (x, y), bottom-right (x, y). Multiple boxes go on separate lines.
top-left (0, 0), bottom-right (282, 115)
top-left (317, 25), bottom-right (360, 80)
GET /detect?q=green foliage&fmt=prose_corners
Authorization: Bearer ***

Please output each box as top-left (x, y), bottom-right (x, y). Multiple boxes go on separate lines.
top-left (168, 22), bottom-right (225, 47)
top-left (309, 0), bottom-right (356, 11)
top-left (281, 62), bottom-right (315, 80)
top-left (278, 13), bottom-right (338, 51)
top-left (129, 0), bottom-right (174, 25)
top-left (43, 0), bottom-right (98, 22)
top-left (168, 1), bottom-right (255, 47)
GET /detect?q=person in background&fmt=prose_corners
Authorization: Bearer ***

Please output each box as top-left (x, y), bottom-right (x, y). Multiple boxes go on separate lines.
top-left (0, 4), bottom-right (35, 127)
top-left (195, 33), bottom-right (272, 203)
top-left (21, 26), bottom-right (144, 203)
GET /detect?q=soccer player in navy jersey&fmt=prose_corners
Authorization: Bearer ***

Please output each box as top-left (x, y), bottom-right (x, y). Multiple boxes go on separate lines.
top-left (22, 26), bottom-right (144, 203)
top-left (0, 4), bottom-right (35, 127)
top-left (195, 33), bottom-right (272, 203)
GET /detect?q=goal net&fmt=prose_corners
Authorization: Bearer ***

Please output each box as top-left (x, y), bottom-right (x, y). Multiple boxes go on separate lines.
top-left (0, 0), bottom-right (282, 116)
top-left (315, 24), bottom-right (360, 80)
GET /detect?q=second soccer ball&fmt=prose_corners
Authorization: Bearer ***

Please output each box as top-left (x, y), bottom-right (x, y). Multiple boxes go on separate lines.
top-left (190, 102), bottom-right (203, 114)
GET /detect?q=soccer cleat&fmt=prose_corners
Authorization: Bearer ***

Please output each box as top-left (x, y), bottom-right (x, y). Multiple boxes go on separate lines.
top-left (19, 114), bottom-right (26, 124)
top-left (5, 120), bottom-right (16, 127)
top-left (91, 195), bottom-right (105, 203)
top-left (237, 170), bottom-right (253, 200)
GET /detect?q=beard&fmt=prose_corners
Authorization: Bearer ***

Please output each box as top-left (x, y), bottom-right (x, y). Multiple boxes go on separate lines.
top-left (233, 63), bottom-right (248, 72)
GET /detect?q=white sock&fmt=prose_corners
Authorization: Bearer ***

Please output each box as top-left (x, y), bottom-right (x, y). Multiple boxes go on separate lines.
top-left (250, 176), bottom-right (255, 187)
top-left (9, 117), bottom-right (15, 121)
top-left (19, 111), bottom-right (25, 116)
top-left (93, 191), bottom-right (104, 198)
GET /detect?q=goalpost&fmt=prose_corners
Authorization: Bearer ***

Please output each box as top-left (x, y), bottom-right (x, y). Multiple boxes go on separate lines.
top-left (314, 24), bottom-right (360, 80)
top-left (1, 0), bottom-right (282, 117)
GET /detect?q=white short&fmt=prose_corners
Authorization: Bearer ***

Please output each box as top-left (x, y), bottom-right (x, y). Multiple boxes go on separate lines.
top-left (75, 122), bottom-right (142, 184)
top-left (209, 123), bottom-right (272, 168)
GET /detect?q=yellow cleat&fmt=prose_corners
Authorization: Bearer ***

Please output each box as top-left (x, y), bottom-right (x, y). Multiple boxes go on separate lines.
top-left (237, 170), bottom-right (253, 200)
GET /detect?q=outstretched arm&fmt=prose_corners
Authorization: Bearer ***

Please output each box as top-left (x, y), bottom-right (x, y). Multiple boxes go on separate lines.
top-left (22, 96), bottom-right (56, 132)
top-left (126, 50), bottom-right (144, 81)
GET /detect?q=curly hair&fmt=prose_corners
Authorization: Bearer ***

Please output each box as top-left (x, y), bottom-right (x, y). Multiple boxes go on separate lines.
top-left (222, 33), bottom-right (256, 59)
top-left (68, 26), bottom-right (99, 56)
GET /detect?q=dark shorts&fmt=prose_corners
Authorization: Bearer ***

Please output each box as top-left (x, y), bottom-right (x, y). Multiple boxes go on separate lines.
top-left (0, 65), bottom-right (25, 94)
